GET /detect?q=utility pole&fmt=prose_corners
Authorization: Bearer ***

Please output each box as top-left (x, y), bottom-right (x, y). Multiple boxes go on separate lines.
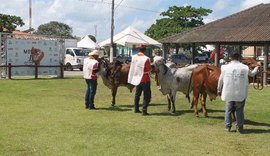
top-left (29, 0), bottom-right (32, 33)
top-left (110, 0), bottom-right (115, 62)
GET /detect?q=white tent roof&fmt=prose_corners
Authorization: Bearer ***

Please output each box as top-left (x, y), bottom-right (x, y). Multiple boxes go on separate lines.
top-left (99, 26), bottom-right (162, 48)
top-left (77, 35), bottom-right (100, 49)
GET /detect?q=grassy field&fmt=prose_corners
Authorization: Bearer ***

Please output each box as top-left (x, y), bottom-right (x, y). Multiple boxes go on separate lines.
top-left (0, 76), bottom-right (269, 156)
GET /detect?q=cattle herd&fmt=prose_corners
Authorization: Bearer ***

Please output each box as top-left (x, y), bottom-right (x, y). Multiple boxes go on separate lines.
top-left (97, 56), bottom-right (261, 117)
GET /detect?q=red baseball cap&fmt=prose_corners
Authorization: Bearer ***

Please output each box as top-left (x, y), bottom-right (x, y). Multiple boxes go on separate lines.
top-left (138, 43), bottom-right (146, 48)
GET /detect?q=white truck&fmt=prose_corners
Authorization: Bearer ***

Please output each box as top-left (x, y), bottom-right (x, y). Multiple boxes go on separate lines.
top-left (63, 39), bottom-right (88, 71)
top-left (64, 47), bottom-right (89, 71)
top-left (63, 39), bottom-right (103, 71)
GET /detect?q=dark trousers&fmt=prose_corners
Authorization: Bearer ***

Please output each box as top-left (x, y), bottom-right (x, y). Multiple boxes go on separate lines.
top-left (85, 79), bottom-right (97, 108)
top-left (134, 81), bottom-right (151, 111)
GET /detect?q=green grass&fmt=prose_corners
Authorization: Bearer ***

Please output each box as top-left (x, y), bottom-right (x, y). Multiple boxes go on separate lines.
top-left (0, 77), bottom-right (269, 156)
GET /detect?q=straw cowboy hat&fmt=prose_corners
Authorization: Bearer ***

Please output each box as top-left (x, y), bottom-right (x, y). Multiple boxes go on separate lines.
top-left (88, 49), bottom-right (100, 56)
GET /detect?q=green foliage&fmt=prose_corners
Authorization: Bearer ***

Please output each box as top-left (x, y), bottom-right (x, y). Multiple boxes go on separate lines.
top-left (145, 5), bottom-right (212, 40)
top-left (34, 21), bottom-right (74, 38)
top-left (0, 13), bottom-right (24, 32)
top-left (0, 77), bottom-right (269, 155)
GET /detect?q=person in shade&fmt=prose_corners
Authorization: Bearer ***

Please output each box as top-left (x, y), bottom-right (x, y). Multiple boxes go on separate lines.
top-left (83, 50), bottom-right (100, 110)
top-left (217, 52), bottom-right (259, 133)
top-left (128, 44), bottom-right (152, 116)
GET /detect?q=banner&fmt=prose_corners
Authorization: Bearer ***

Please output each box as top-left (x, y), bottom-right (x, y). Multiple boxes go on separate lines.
top-left (6, 39), bottom-right (61, 76)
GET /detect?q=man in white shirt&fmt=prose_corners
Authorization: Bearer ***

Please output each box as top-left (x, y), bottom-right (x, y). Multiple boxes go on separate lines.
top-left (128, 44), bottom-right (152, 115)
top-left (217, 52), bottom-right (259, 133)
top-left (83, 50), bottom-right (99, 110)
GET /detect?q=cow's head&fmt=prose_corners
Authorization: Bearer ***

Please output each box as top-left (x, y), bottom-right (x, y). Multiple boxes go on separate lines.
top-left (97, 57), bottom-right (111, 76)
top-left (151, 56), bottom-right (165, 73)
top-left (242, 57), bottom-right (261, 69)
top-left (242, 57), bottom-right (263, 89)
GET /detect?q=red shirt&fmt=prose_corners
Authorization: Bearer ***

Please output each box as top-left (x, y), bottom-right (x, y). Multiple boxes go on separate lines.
top-left (137, 52), bottom-right (152, 83)
top-left (91, 63), bottom-right (98, 80)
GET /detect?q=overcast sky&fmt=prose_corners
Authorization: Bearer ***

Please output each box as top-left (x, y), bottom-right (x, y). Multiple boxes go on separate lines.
top-left (1, 0), bottom-right (270, 42)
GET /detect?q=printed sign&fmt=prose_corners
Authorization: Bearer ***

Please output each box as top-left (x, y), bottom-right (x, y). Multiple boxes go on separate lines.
top-left (6, 39), bottom-right (61, 76)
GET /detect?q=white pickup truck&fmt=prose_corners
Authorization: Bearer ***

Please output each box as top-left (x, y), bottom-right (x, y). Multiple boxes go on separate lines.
top-left (64, 48), bottom-right (89, 71)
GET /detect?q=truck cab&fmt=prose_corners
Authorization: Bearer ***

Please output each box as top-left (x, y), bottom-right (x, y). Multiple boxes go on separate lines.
top-left (64, 48), bottom-right (88, 71)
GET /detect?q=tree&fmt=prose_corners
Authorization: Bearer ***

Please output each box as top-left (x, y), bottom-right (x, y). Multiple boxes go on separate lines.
top-left (35, 21), bottom-right (74, 38)
top-left (0, 13), bottom-right (24, 32)
top-left (145, 6), bottom-right (212, 40)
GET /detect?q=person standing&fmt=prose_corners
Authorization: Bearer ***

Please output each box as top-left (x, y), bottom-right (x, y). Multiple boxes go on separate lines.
top-left (217, 52), bottom-right (259, 133)
top-left (83, 50), bottom-right (100, 110)
top-left (128, 44), bottom-right (152, 116)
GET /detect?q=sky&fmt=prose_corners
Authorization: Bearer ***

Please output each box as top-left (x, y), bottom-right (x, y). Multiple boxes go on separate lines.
top-left (1, 0), bottom-right (270, 43)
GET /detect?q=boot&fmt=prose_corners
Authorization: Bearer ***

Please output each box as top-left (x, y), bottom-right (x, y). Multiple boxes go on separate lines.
top-left (134, 109), bottom-right (142, 113)
top-left (142, 110), bottom-right (149, 116)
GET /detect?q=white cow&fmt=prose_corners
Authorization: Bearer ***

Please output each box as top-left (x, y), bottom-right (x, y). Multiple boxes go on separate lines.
top-left (152, 56), bottom-right (198, 113)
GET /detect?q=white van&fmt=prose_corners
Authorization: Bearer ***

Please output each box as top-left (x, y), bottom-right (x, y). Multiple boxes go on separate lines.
top-left (64, 48), bottom-right (89, 71)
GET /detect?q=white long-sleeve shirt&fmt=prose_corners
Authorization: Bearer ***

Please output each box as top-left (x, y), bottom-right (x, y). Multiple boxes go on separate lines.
top-left (83, 58), bottom-right (99, 80)
top-left (217, 60), bottom-right (258, 102)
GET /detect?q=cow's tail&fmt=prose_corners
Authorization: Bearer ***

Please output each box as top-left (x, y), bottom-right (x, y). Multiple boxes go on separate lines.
top-left (186, 72), bottom-right (193, 104)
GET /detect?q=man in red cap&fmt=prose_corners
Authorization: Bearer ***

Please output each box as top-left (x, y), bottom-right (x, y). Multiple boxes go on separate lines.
top-left (128, 43), bottom-right (152, 115)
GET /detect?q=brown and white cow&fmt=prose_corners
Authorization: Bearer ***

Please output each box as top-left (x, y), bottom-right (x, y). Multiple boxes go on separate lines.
top-left (189, 57), bottom-right (261, 117)
top-left (98, 58), bottom-right (134, 106)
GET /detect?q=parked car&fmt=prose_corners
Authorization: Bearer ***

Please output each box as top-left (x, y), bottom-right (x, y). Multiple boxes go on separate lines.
top-left (194, 53), bottom-right (209, 63)
top-left (167, 53), bottom-right (191, 65)
top-left (114, 54), bottom-right (131, 63)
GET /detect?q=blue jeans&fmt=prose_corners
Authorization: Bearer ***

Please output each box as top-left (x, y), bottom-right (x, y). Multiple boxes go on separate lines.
top-left (85, 79), bottom-right (97, 108)
top-left (134, 81), bottom-right (151, 111)
top-left (225, 100), bottom-right (245, 130)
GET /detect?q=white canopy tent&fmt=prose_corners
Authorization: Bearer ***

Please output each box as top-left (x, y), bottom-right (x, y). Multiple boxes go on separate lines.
top-left (99, 26), bottom-right (162, 48)
top-left (77, 35), bottom-right (100, 49)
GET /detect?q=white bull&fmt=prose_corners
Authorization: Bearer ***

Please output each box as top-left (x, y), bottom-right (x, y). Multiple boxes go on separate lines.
top-left (152, 56), bottom-right (198, 113)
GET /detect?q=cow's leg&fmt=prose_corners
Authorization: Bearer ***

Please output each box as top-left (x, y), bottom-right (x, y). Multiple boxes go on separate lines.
top-left (167, 94), bottom-right (171, 111)
top-left (111, 87), bottom-right (118, 106)
top-left (200, 92), bottom-right (208, 117)
top-left (192, 91), bottom-right (199, 117)
top-left (170, 92), bottom-right (176, 114)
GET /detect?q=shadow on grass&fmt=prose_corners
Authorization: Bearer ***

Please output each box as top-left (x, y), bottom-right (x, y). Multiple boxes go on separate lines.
top-left (206, 109), bottom-right (224, 113)
top-left (245, 119), bottom-right (270, 127)
top-left (150, 103), bottom-right (168, 107)
top-left (118, 104), bottom-right (133, 108)
top-left (98, 106), bottom-right (132, 112)
top-left (242, 129), bottom-right (270, 134)
top-left (150, 111), bottom-right (182, 116)
top-left (150, 109), bottom-right (194, 116)
top-left (207, 118), bottom-right (270, 134)
top-left (208, 116), bottom-right (224, 120)
top-left (119, 103), bottom-right (167, 108)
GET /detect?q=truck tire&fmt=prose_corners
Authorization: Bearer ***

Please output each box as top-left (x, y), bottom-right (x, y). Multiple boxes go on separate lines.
top-left (65, 63), bottom-right (73, 71)
top-left (79, 67), bottom-right (83, 71)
